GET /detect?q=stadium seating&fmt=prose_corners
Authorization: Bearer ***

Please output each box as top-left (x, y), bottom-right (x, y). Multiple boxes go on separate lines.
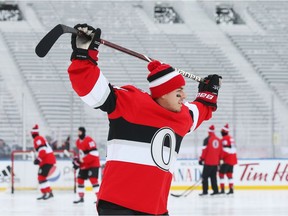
top-left (0, 1), bottom-right (287, 158)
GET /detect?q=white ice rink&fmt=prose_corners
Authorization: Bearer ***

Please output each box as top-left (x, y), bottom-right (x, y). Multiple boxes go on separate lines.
top-left (0, 190), bottom-right (287, 216)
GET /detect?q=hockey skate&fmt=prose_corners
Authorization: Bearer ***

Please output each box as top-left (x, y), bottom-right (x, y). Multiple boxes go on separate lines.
top-left (198, 193), bottom-right (208, 196)
top-left (73, 197), bottom-right (84, 204)
top-left (210, 191), bottom-right (219, 196)
top-left (36, 193), bottom-right (46, 200)
top-left (227, 188), bottom-right (234, 195)
top-left (219, 188), bottom-right (225, 194)
top-left (43, 192), bottom-right (54, 200)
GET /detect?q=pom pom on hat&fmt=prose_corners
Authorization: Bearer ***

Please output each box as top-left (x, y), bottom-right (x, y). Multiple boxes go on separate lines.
top-left (31, 124), bottom-right (39, 135)
top-left (147, 60), bottom-right (161, 72)
top-left (221, 123), bottom-right (229, 132)
top-left (208, 125), bottom-right (215, 133)
top-left (147, 60), bottom-right (185, 98)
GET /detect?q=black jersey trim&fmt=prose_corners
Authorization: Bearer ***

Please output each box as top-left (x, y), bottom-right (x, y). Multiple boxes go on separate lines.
top-left (108, 117), bottom-right (182, 153)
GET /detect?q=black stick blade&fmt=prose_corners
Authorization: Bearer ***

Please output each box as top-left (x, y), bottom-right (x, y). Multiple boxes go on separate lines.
top-left (35, 24), bottom-right (65, 58)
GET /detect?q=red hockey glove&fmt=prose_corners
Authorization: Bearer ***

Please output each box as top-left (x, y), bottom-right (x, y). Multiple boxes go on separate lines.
top-left (195, 74), bottom-right (222, 111)
top-left (71, 23), bottom-right (101, 65)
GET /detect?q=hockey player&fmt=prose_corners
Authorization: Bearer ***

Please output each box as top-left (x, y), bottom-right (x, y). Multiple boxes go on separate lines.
top-left (67, 23), bottom-right (222, 215)
top-left (73, 126), bottom-right (100, 204)
top-left (198, 125), bottom-right (222, 196)
top-left (31, 124), bottom-right (56, 200)
top-left (219, 123), bottom-right (238, 194)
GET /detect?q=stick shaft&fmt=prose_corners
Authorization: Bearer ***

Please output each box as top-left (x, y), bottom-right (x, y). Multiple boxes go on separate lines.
top-left (36, 24), bottom-right (204, 82)
top-left (100, 38), bottom-right (204, 82)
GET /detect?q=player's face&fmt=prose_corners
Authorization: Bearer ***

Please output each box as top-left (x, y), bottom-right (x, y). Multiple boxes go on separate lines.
top-left (158, 86), bottom-right (186, 112)
top-left (78, 130), bottom-right (82, 137)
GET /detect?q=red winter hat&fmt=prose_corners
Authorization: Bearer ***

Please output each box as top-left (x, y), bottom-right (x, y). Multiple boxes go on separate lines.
top-left (221, 123), bottom-right (229, 133)
top-left (31, 124), bottom-right (39, 135)
top-left (208, 125), bottom-right (215, 133)
top-left (147, 60), bottom-right (185, 98)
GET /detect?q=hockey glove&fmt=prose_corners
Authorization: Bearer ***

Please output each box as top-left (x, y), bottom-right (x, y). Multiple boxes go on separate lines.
top-left (72, 157), bottom-right (81, 170)
top-left (71, 23), bottom-right (101, 65)
top-left (195, 74), bottom-right (222, 111)
top-left (33, 158), bottom-right (40, 165)
top-left (198, 160), bottom-right (204, 165)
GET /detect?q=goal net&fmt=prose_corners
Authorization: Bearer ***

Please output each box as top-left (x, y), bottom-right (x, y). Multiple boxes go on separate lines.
top-left (11, 150), bottom-right (76, 194)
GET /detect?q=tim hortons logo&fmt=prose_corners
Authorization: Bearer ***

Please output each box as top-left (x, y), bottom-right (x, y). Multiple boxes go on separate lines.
top-left (239, 162), bottom-right (288, 182)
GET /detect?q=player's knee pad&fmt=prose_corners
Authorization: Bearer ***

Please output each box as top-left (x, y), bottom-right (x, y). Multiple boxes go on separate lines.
top-left (38, 175), bottom-right (47, 182)
top-left (227, 172), bottom-right (233, 178)
top-left (89, 177), bottom-right (98, 185)
top-left (77, 178), bottom-right (85, 185)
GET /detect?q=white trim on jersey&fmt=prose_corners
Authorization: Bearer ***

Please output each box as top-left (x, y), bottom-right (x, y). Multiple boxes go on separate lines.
top-left (184, 102), bottom-right (199, 131)
top-left (87, 150), bottom-right (99, 157)
top-left (106, 139), bottom-right (177, 173)
top-left (148, 71), bottom-right (179, 88)
top-left (37, 145), bottom-right (53, 154)
top-left (223, 147), bottom-right (237, 154)
top-left (80, 71), bottom-right (110, 107)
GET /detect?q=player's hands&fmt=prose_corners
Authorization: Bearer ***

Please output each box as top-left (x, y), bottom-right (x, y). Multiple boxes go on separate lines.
top-left (33, 158), bottom-right (40, 165)
top-left (72, 157), bottom-right (81, 170)
top-left (198, 160), bottom-right (204, 165)
top-left (195, 74), bottom-right (222, 111)
top-left (71, 23), bottom-right (101, 64)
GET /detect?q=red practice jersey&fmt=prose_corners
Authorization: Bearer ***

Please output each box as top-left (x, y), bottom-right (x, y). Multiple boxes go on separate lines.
top-left (33, 135), bottom-right (56, 166)
top-left (200, 133), bottom-right (222, 166)
top-left (68, 59), bottom-right (215, 214)
top-left (76, 136), bottom-right (100, 169)
top-left (221, 135), bottom-right (237, 165)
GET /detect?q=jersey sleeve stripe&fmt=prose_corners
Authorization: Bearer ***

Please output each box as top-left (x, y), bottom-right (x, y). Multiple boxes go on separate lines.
top-left (80, 71), bottom-right (110, 107)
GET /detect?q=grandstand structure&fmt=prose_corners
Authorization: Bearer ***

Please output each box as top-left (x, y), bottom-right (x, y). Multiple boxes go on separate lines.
top-left (0, 0), bottom-right (287, 158)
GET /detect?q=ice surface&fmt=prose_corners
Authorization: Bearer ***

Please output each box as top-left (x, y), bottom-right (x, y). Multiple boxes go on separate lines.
top-left (0, 190), bottom-right (287, 215)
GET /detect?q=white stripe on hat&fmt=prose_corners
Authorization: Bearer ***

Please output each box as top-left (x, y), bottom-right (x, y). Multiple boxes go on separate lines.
top-left (31, 128), bottom-right (39, 133)
top-left (149, 71), bottom-right (179, 88)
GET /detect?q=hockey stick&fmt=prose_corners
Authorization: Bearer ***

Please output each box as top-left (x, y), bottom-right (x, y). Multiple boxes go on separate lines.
top-left (63, 149), bottom-right (77, 193)
top-left (170, 178), bottom-right (202, 198)
top-left (35, 24), bottom-right (204, 83)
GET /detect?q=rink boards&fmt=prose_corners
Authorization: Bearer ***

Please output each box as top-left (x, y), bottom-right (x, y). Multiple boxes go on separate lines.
top-left (1, 159), bottom-right (288, 191)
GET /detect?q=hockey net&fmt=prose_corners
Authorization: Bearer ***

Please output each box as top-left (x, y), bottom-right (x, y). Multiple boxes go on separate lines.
top-left (11, 150), bottom-right (76, 193)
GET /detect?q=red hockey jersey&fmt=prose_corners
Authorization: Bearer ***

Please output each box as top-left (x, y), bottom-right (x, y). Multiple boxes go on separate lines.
top-left (76, 136), bottom-right (100, 169)
top-left (68, 59), bottom-right (214, 214)
top-left (221, 135), bottom-right (237, 165)
top-left (200, 133), bottom-right (222, 166)
top-left (33, 135), bottom-right (56, 167)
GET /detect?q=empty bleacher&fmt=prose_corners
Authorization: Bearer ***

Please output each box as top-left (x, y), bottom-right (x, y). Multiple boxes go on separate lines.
top-left (0, 1), bottom-right (287, 158)
top-left (0, 73), bottom-right (22, 145)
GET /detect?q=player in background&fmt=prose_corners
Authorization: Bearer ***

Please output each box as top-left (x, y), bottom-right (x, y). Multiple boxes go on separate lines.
top-left (198, 125), bottom-right (223, 196)
top-left (219, 123), bottom-right (237, 195)
top-left (31, 124), bottom-right (56, 200)
top-left (67, 23), bottom-right (222, 215)
top-left (73, 126), bottom-right (100, 204)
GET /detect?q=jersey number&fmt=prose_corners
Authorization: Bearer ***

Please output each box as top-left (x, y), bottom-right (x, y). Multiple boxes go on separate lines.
top-left (151, 127), bottom-right (177, 171)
